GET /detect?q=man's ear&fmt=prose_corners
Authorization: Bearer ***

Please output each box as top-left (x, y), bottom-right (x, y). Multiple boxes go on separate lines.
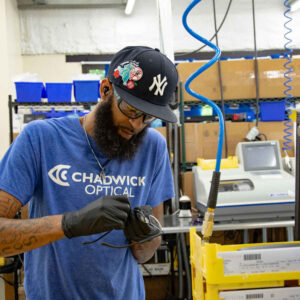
top-left (100, 78), bottom-right (113, 99)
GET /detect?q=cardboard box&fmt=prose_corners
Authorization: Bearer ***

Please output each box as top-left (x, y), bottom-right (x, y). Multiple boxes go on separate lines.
top-left (177, 57), bottom-right (300, 101)
top-left (181, 121), bottom-right (294, 163)
top-left (181, 122), bottom-right (250, 162)
top-left (180, 123), bottom-right (204, 162)
top-left (180, 171), bottom-right (194, 208)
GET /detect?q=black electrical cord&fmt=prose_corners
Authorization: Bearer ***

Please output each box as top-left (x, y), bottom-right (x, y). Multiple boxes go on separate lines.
top-left (176, 0), bottom-right (233, 58)
top-left (212, 0), bottom-right (228, 158)
top-left (257, 133), bottom-right (267, 140)
top-left (82, 231), bottom-right (111, 245)
top-left (179, 233), bottom-right (192, 300)
top-left (101, 232), bottom-right (162, 249)
top-left (252, 0), bottom-right (260, 127)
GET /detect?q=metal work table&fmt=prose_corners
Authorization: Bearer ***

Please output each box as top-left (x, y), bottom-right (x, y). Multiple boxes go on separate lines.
top-left (162, 214), bottom-right (295, 242)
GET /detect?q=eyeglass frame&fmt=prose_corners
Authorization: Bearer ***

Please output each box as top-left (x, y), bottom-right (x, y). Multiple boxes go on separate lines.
top-left (113, 87), bottom-right (157, 125)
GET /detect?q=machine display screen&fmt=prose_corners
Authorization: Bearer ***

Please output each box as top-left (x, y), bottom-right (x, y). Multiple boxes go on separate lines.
top-left (242, 143), bottom-right (280, 171)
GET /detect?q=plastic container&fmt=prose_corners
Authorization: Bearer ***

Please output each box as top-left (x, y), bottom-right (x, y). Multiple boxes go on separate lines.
top-left (15, 82), bottom-right (45, 102)
top-left (271, 54), bottom-right (281, 59)
top-left (150, 119), bottom-right (163, 127)
top-left (216, 104), bottom-right (256, 122)
top-left (197, 156), bottom-right (239, 170)
top-left (260, 101), bottom-right (286, 121)
top-left (184, 105), bottom-right (201, 117)
top-left (46, 83), bottom-right (72, 103)
top-left (190, 228), bottom-right (300, 300)
top-left (73, 80), bottom-right (99, 102)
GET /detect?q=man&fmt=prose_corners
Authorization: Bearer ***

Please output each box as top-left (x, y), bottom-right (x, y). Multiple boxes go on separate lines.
top-left (0, 46), bottom-right (178, 299)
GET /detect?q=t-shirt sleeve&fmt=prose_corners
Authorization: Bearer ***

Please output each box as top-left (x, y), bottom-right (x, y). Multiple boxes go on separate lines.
top-left (146, 136), bottom-right (174, 208)
top-left (0, 124), bottom-right (40, 205)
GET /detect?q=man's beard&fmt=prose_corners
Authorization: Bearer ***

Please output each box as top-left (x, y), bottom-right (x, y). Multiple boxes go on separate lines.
top-left (93, 95), bottom-right (148, 160)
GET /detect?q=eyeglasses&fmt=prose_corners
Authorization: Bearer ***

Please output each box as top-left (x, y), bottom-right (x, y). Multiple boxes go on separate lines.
top-left (114, 90), bottom-right (156, 125)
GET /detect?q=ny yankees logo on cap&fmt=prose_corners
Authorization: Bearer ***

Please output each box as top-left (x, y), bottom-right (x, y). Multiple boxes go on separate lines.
top-left (149, 74), bottom-right (168, 96)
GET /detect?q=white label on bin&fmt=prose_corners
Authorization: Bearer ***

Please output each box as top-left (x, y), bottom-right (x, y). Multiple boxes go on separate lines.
top-left (219, 287), bottom-right (300, 300)
top-left (217, 247), bottom-right (300, 275)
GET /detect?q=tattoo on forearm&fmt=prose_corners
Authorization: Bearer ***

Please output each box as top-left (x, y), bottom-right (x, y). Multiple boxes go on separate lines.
top-left (23, 236), bottom-right (38, 247)
top-left (0, 192), bottom-right (62, 256)
top-left (0, 217), bottom-right (55, 255)
top-left (0, 192), bottom-right (21, 218)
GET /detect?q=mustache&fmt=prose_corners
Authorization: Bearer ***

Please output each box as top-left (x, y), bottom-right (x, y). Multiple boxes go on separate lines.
top-left (92, 96), bottom-right (147, 160)
top-left (119, 126), bottom-right (136, 135)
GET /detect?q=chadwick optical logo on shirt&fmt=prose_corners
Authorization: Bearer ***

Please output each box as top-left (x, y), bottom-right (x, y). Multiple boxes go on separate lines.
top-left (48, 164), bottom-right (145, 197)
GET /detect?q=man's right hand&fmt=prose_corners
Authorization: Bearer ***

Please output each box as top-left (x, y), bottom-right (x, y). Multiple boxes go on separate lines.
top-left (61, 195), bottom-right (131, 239)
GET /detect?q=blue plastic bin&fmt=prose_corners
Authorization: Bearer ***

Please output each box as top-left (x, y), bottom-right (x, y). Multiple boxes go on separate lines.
top-left (184, 105), bottom-right (201, 117)
top-left (15, 82), bottom-right (45, 102)
top-left (151, 119), bottom-right (163, 127)
top-left (46, 83), bottom-right (72, 103)
top-left (259, 101), bottom-right (286, 121)
top-left (73, 80), bottom-right (99, 102)
top-left (217, 104), bottom-right (256, 121)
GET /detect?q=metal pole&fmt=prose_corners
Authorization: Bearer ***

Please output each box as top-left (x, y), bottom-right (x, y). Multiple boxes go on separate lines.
top-left (212, 0), bottom-right (228, 158)
top-left (8, 95), bottom-right (14, 144)
top-left (252, 0), bottom-right (260, 126)
top-left (179, 82), bottom-right (186, 172)
top-left (14, 268), bottom-right (19, 300)
top-left (173, 123), bottom-right (180, 212)
top-left (294, 112), bottom-right (300, 240)
top-left (176, 233), bottom-right (183, 299)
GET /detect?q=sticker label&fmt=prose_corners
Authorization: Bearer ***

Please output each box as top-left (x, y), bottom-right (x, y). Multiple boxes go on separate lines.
top-left (217, 246), bottom-right (300, 275)
top-left (219, 287), bottom-right (300, 300)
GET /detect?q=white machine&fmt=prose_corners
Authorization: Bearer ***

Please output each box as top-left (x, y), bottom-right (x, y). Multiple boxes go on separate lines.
top-left (193, 141), bottom-right (295, 221)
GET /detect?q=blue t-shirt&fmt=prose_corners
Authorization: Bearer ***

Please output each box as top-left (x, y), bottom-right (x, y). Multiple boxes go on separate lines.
top-left (0, 117), bottom-right (174, 300)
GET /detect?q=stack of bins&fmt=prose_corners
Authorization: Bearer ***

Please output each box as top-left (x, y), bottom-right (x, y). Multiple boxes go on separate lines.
top-left (189, 228), bottom-right (300, 300)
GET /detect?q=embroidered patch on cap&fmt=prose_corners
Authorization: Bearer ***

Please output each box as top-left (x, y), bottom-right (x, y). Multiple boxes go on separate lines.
top-left (113, 61), bottom-right (143, 89)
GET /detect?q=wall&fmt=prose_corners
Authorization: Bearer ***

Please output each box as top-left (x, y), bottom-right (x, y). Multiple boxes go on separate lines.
top-left (22, 55), bottom-right (81, 83)
top-left (19, 0), bottom-right (161, 54)
top-left (19, 0), bottom-right (300, 55)
top-left (0, 0), bottom-right (23, 158)
top-left (4, 0), bottom-right (300, 155)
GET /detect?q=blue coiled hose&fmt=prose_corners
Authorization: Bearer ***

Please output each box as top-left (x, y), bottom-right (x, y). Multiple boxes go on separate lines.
top-left (182, 0), bottom-right (224, 216)
top-left (282, 0), bottom-right (293, 152)
top-left (182, 0), bottom-right (224, 172)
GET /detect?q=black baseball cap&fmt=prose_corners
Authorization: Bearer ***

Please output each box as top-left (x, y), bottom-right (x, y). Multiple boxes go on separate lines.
top-left (108, 46), bottom-right (178, 123)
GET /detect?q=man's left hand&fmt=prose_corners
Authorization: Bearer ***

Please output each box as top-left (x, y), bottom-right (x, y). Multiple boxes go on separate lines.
top-left (124, 205), bottom-right (162, 242)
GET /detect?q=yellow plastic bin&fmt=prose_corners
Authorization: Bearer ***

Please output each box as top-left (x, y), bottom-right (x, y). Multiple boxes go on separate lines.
top-left (190, 228), bottom-right (300, 300)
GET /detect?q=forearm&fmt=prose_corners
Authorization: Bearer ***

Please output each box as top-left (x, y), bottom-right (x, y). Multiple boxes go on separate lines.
top-left (0, 215), bottom-right (65, 257)
top-left (131, 236), bottom-right (161, 264)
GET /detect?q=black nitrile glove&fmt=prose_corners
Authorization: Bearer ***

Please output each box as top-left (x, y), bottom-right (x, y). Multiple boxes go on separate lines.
top-left (124, 205), bottom-right (162, 242)
top-left (62, 195), bottom-right (131, 239)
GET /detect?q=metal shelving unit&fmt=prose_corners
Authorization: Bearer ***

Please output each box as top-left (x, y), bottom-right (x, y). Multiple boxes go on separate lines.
top-left (184, 96), bottom-right (300, 106)
top-left (8, 95), bottom-right (97, 143)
